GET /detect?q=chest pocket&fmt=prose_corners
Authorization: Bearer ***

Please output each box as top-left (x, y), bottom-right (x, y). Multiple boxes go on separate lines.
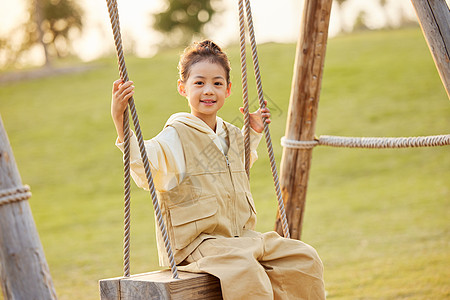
top-left (168, 195), bottom-right (218, 250)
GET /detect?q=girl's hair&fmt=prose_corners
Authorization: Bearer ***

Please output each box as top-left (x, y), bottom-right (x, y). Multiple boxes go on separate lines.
top-left (178, 40), bottom-right (231, 84)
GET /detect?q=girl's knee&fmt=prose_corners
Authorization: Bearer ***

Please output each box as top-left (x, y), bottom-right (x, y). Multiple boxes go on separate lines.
top-left (304, 244), bottom-right (324, 274)
top-left (305, 244), bottom-right (321, 261)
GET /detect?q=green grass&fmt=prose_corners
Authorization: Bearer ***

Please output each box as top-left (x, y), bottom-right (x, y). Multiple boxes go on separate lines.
top-left (1, 28), bottom-right (449, 299)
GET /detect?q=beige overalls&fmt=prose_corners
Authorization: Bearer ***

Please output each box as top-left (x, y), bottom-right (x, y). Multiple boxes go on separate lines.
top-left (155, 121), bottom-right (325, 300)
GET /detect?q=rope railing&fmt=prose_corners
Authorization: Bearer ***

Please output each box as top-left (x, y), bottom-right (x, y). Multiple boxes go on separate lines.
top-left (239, 0), bottom-right (290, 239)
top-left (281, 134), bottom-right (450, 149)
top-left (105, 0), bottom-right (178, 279)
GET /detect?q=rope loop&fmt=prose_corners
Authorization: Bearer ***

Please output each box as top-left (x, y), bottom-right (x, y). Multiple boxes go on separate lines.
top-left (281, 137), bottom-right (319, 149)
top-left (0, 185), bottom-right (31, 206)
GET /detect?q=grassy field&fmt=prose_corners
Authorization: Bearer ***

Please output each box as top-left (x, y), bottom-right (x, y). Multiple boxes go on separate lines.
top-left (1, 28), bottom-right (449, 299)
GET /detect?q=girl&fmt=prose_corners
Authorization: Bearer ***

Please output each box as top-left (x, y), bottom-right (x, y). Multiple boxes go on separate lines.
top-left (111, 40), bottom-right (325, 299)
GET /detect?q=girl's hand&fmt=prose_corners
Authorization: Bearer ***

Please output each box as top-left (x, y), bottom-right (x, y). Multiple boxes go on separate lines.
top-left (111, 79), bottom-right (135, 142)
top-left (239, 100), bottom-right (271, 133)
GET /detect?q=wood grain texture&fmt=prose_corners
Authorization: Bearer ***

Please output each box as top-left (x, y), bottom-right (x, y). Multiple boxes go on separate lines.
top-left (275, 0), bottom-right (333, 239)
top-left (0, 115), bottom-right (57, 299)
top-left (100, 270), bottom-right (222, 300)
top-left (100, 276), bottom-right (121, 300)
top-left (411, 0), bottom-right (450, 98)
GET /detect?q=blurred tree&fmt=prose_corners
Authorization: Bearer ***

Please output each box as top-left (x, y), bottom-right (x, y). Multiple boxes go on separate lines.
top-left (353, 11), bottom-right (369, 31)
top-left (0, 0), bottom-right (83, 68)
top-left (152, 0), bottom-right (218, 47)
top-left (27, 0), bottom-right (83, 63)
top-left (379, 0), bottom-right (391, 29)
top-left (34, 0), bottom-right (51, 66)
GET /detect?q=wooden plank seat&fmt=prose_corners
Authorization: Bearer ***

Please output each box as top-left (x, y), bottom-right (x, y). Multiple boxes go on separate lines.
top-left (100, 270), bottom-right (223, 300)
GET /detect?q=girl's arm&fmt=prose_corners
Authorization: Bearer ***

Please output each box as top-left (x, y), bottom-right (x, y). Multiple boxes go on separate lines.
top-left (111, 79), bottom-right (135, 142)
top-left (111, 79), bottom-right (185, 192)
top-left (115, 129), bottom-right (185, 192)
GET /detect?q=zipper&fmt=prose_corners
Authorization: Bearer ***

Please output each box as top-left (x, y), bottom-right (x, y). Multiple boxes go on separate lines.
top-left (225, 155), bottom-right (230, 167)
top-left (224, 154), bottom-right (239, 236)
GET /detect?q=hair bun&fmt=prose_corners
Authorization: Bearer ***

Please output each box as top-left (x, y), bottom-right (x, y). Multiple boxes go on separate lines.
top-left (198, 40), bottom-right (222, 53)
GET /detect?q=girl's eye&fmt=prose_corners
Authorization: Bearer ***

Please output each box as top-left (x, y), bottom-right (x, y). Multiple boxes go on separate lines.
top-left (194, 81), bottom-right (203, 85)
top-left (214, 82), bottom-right (223, 86)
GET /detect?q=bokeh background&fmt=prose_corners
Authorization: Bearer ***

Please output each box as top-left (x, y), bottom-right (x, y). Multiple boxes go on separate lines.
top-left (1, 0), bottom-right (449, 299)
top-left (1, 0), bottom-right (419, 68)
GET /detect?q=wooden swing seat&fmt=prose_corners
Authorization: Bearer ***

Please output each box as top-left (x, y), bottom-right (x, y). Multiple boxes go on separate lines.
top-left (100, 270), bottom-right (222, 300)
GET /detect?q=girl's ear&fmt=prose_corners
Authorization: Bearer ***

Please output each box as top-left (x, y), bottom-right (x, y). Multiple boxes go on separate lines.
top-left (226, 82), bottom-right (232, 98)
top-left (177, 79), bottom-right (187, 96)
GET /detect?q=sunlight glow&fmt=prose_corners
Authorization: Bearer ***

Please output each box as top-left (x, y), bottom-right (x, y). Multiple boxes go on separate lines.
top-left (1, 0), bottom-right (418, 66)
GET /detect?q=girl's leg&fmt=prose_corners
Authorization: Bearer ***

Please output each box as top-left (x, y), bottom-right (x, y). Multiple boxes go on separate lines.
top-left (259, 231), bottom-right (325, 300)
top-left (180, 237), bottom-right (274, 300)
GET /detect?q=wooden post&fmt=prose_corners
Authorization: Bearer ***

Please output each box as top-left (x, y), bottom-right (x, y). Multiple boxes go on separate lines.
top-left (411, 0), bottom-right (450, 99)
top-left (275, 0), bottom-right (333, 240)
top-left (0, 115), bottom-right (57, 299)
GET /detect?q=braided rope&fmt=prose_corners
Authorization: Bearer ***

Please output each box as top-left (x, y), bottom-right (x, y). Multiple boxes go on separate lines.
top-left (238, 0), bottom-right (251, 178)
top-left (0, 185), bottom-right (31, 206)
top-left (105, 0), bottom-right (178, 279)
top-left (281, 137), bottom-right (318, 149)
top-left (106, 0), bottom-right (132, 278)
top-left (243, 0), bottom-right (290, 239)
top-left (281, 134), bottom-right (450, 149)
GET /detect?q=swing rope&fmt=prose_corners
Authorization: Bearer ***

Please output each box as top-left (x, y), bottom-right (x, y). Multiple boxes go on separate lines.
top-left (238, 0), bottom-right (290, 239)
top-left (281, 134), bottom-right (450, 149)
top-left (105, 0), bottom-right (179, 279)
top-left (238, 0), bottom-right (251, 179)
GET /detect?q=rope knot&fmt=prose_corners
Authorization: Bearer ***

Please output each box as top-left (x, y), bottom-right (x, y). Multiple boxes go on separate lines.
top-left (281, 136), bottom-right (319, 149)
top-left (0, 185), bottom-right (32, 206)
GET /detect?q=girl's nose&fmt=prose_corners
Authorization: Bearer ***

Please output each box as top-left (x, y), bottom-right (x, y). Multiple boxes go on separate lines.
top-left (203, 84), bottom-right (214, 94)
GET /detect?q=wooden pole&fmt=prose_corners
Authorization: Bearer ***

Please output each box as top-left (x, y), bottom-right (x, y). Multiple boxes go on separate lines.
top-left (275, 0), bottom-right (333, 240)
top-left (0, 115), bottom-right (57, 299)
top-left (411, 0), bottom-right (450, 99)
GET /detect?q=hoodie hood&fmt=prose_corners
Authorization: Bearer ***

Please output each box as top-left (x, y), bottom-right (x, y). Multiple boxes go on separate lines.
top-left (165, 113), bottom-right (227, 153)
top-left (165, 112), bottom-right (224, 135)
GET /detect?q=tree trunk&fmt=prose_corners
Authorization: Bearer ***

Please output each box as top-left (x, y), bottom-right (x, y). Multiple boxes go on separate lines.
top-left (34, 0), bottom-right (51, 67)
top-left (0, 115), bottom-right (57, 299)
top-left (275, 0), bottom-right (333, 240)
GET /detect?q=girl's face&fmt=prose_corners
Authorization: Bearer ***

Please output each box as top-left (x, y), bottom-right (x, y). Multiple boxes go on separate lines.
top-left (178, 60), bottom-right (231, 125)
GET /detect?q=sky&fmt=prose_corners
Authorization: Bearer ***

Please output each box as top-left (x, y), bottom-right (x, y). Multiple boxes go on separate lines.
top-left (0, 0), bottom-right (420, 65)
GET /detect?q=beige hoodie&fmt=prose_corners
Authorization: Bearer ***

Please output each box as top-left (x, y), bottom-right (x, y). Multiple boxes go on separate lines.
top-left (116, 113), bottom-right (262, 192)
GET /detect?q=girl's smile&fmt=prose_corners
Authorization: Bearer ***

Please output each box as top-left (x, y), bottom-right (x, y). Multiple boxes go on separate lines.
top-left (200, 99), bottom-right (217, 105)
